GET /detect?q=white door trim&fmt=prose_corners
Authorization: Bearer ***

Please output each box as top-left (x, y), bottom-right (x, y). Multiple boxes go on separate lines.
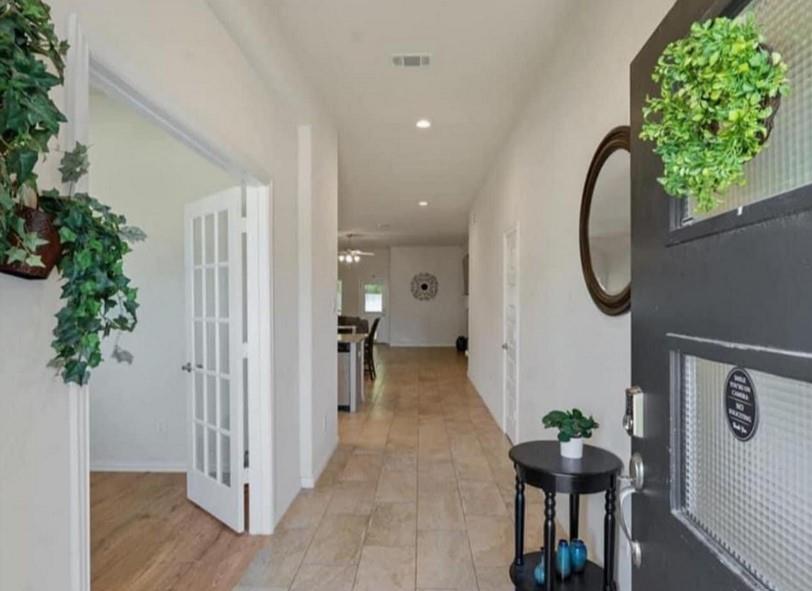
top-left (63, 14), bottom-right (90, 591)
top-left (502, 224), bottom-right (520, 444)
top-left (64, 12), bottom-right (277, 588)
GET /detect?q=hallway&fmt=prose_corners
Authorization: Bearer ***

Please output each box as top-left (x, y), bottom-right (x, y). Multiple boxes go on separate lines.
top-left (237, 346), bottom-right (548, 590)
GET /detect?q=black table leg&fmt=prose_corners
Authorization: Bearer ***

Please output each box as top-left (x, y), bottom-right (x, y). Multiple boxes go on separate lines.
top-left (544, 490), bottom-right (556, 591)
top-left (514, 474), bottom-right (525, 567)
top-left (603, 478), bottom-right (617, 591)
top-left (569, 494), bottom-right (580, 541)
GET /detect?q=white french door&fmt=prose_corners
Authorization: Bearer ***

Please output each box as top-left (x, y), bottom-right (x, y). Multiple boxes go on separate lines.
top-left (503, 226), bottom-right (519, 443)
top-left (184, 188), bottom-right (245, 532)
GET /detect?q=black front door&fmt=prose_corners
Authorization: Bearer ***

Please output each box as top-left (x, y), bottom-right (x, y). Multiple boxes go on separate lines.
top-left (631, 0), bottom-right (812, 590)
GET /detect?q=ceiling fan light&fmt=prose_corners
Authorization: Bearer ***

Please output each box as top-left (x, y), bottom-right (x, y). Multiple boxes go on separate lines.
top-left (338, 254), bottom-right (345, 262)
top-left (353, 255), bottom-right (361, 262)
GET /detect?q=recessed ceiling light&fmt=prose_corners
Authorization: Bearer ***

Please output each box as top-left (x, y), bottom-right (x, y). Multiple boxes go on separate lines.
top-left (416, 119), bottom-right (431, 129)
top-left (418, 201), bottom-right (429, 207)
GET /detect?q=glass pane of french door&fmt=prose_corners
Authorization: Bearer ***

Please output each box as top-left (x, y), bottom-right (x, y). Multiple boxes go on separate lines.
top-left (191, 210), bottom-right (233, 488)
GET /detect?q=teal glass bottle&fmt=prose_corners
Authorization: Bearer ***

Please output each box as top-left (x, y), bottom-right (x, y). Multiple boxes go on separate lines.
top-left (571, 539), bottom-right (588, 573)
top-left (533, 552), bottom-right (546, 585)
top-left (556, 540), bottom-right (572, 579)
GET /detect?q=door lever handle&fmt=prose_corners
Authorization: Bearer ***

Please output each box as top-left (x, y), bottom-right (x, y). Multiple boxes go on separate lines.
top-left (618, 452), bottom-right (644, 568)
top-left (619, 486), bottom-right (642, 568)
top-left (181, 362), bottom-right (193, 373)
top-left (501, 343), bottom-right (509, 350)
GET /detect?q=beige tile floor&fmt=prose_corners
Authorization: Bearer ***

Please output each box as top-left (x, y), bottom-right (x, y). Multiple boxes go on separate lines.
top-left (235, 346), bottom-right (550, 591)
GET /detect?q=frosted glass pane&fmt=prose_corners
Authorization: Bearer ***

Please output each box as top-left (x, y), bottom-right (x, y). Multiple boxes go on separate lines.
top-left (204, 214), bottom-right (215, 264)
top-left (193, 218), bottom-right (201, 266)
top-left (685, 0), bottom-right (812, 222)
top-left (218, 210), bottom-right (228, 263)
top-left (207, 428), bottom-right (217, 480)
top-left (221, 435), bottom-right (231, 487)
top-left (219, 267), bottom-right (229, 319)
top-left (681, 355), bottom-right (812, 591)
top-left (194, 373), bottom-right (204, 421)
top-left (220, 379), bottom-right (230, 430)
top-left (195, 423), bottom-right (204, 473)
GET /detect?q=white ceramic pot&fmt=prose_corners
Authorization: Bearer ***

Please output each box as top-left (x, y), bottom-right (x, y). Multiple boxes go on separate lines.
top-left (560, 438), bottom-right (584, 459)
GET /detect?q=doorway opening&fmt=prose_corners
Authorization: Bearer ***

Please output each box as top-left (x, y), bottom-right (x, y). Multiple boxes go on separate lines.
top-left (70, 47), bottom-right (274, 589)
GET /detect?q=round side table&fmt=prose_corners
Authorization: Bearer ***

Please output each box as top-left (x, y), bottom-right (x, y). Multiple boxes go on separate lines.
top-left (509, 441), bottom-right (622, 591)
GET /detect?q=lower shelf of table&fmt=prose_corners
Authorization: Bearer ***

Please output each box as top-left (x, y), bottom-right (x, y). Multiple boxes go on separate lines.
top-left (509, 553), bottom-right (610, 591)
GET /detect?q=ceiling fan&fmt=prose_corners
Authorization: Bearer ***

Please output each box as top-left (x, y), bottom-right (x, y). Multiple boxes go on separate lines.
top-left (338, 234), bottom-right (374, 264)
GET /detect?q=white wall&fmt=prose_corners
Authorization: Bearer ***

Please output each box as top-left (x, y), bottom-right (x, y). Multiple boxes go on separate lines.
top-left (87, 90), bottom-right (237, 471)
top-left (298, 124), bottom-right (339, 488)
top-left (0, 2), bottom-right (337, 588)
top-left (338, 248), bottom-right (391, 343)
top-left (389, 246), bottom-right (466, 347)
top-left (467, 2), bottom-right (674, 591)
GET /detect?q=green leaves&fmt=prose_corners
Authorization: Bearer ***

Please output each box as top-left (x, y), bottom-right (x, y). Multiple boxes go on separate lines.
top-left (542, 409), bottom-right (600, 443)
top-left (1, 0), bottom-right (68, 265)
top-left (640, 16), bottom-right (790, 212)
top-left (40, 148), bottom-right (144, 385)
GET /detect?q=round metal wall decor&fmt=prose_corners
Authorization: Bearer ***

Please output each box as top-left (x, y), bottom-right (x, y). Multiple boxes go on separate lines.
top-left (411, 273), bottom-right (438, 301)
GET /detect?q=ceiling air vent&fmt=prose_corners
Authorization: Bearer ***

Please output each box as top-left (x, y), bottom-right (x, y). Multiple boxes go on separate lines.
top-left (392, 53), bottom-right (431, 68)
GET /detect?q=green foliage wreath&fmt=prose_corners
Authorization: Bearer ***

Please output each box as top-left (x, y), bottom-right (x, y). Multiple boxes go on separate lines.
top-left (640, 16), bottom-right (789, 212)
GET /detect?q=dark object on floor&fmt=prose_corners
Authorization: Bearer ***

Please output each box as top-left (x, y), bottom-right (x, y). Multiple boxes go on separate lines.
top-left (456, 336), bottom-right (468, 352)
top-left (365, 317), bottom-right (381, 379)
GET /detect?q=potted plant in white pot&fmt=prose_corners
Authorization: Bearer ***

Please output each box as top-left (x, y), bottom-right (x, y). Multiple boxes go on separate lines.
top-left (542, 409), bottom-right (599, 460)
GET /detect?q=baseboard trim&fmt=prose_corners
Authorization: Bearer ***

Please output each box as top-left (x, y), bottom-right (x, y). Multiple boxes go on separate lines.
top-left (300, 438), bottom-right (338, 489)
top-left (388, 342), bottom-right (457, 348)
top-left (90, 461), bottom-right (186, 473)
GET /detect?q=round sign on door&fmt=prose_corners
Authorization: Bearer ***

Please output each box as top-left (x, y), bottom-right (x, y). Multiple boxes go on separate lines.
top-left (724, 368), bottom-right (758, 442)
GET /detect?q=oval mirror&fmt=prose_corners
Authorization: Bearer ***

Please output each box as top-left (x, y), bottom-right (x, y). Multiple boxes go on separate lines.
top-left (579, 126), bottom-right (631, 315)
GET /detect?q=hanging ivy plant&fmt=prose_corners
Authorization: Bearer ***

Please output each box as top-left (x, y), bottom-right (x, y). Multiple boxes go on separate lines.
top-left (640, 16), bottom-right (790, 212)
top-left (0, 0), bottom-right (67, 265)
top-left (1, 0), bottom-right (143, 385)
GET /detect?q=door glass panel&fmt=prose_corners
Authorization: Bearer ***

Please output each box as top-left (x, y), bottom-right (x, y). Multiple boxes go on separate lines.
top-left (194, 269), bottom-right (203, 317)
top-left (220, 379), bottom-right (230, 430)
top-left (193, 217), bottom-right (202, 266)
top-left (207, 428), bottom-right (217, 480)
top-left (680, 355), bottom-right (812, 591)
top-left (221, 435), bottom-right (231, 487)
top-left (219, 322), bottom-right (229, 374)
top-left (218, 210), bottom-right (228, 263)
top-left (206, 375), bottom-right (217, 426)
top-left (195, 422), bottom-right (204, 473)
top-left (204, 214), bottom-right (215, 264)
top-left (206, 321), bottom-right (216, 371)
top-left (195, 374), bottom-right (204, 421)
top-left (194, 321), bottom-right (203, 366)
top-left (684, 0), bottom-right (812, 223)
top-left (219, 267), bottom-right (229, 319)
top-left (205, 268), bottom-right (215, 318)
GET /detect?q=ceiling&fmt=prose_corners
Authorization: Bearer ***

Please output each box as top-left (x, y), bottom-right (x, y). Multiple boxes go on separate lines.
top-left (270, 0), bottom-right (571, 248)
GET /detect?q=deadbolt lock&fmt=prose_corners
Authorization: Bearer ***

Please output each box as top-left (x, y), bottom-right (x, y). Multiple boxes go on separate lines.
top-left (624, 386), bottom-right (645, 438)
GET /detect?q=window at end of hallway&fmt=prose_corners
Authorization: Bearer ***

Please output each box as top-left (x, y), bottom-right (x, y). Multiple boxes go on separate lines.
top-left (363, 283), bottom-right (384, 314)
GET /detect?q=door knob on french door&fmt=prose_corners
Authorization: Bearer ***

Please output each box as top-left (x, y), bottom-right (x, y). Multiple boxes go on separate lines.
top-left (181, 362), bottom-right (193, 373)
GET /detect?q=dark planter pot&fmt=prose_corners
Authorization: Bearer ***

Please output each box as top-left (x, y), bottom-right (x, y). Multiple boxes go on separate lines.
top-left (0, 205), bottom-right (61, 280)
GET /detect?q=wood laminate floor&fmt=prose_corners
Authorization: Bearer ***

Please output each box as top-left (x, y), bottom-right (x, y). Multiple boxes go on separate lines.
top-left (91, 471), bottom-right (265, 590)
